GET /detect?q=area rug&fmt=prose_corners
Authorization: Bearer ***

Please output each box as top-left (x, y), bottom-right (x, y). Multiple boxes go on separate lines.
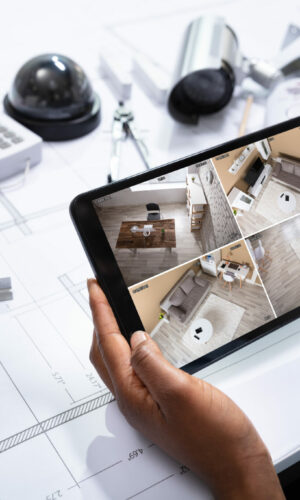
top-left (182, 293), bottom-right (245, 354)
top-left (255, 180), bottom-right (300, 224)
top-left (152, 293), bottom-right (245, 367)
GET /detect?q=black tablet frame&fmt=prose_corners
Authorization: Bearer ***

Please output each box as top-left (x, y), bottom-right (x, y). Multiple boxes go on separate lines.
top-left (70, 116), bottom-right (300, 374)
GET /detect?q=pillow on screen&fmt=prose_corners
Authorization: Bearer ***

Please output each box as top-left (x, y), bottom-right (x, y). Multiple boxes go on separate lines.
top-left (169, 287), bottom-right (186, 306)
top-left (272, 162), bottom-right (281, 176)
top-left (180, 276), bottom-right (195, 295)
top-left (194, 276), bottom-right (207, 287)
top-left (169, 305), bottom-right (186, 321)
top-left (294, 165), bottom-right (300, 177)
top-left (281, 161), bottom-right (294, 174)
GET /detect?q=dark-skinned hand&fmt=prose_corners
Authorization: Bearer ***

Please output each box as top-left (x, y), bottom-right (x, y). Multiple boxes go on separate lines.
top-left (88, 279), bottom-right (284, 500)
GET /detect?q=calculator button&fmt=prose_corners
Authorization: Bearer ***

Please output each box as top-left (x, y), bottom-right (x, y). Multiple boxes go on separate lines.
top-left (3, 131), bottom-right (16, 138)
top-left (11, 136), bottom-right (23, 144)
top-left (0, 142), bottom-right (10, 149)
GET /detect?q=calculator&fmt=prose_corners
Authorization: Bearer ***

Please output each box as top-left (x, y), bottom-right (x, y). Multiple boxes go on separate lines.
top-left (0, 113), bottom-right (42, 182)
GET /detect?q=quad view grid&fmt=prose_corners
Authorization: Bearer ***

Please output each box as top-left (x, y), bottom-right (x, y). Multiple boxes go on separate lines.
top-left (94, 126), bottom-right (300, 367)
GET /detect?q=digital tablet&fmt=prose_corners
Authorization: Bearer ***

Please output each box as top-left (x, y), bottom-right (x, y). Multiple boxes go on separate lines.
top-left (70, 117), bottom-right (300, 373)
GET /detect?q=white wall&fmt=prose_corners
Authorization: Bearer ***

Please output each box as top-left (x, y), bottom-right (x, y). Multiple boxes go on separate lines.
top-left (95, 184), bottom-right (186, 207)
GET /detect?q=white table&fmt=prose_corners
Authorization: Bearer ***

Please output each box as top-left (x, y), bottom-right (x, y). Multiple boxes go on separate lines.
top-left (186, 174), bottom-right (207, 205)
top-left (197, 317), bottom-right (300, 475)
top-left (217, 260), bottom-right (250, 288)
top-left (228, 186), bottom-right (254, 212)
top-left (189, 318), bottom-right (213, 344)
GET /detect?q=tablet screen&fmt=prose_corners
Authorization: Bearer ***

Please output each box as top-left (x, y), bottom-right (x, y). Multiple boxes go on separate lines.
top-left (92, 126), bottom-right (300, 367)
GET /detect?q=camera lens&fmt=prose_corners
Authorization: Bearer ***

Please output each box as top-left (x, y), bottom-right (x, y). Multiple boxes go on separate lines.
top-left (168, 66), bottom-right (235, 124)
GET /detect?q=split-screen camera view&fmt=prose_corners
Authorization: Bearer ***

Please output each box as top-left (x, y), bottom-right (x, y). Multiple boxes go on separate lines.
top-left (93, 125), bottom-right (300, 367)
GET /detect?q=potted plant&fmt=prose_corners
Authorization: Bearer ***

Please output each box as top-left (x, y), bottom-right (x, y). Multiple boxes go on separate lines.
top-left (159, 312), bottom-right (165, 320)
top-left (161, 228), bottom-right (165, 238)
top-left (191, 176), bottom-right (195, 183)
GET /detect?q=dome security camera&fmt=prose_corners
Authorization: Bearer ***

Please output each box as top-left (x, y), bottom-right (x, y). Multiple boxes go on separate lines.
top-left (4, 54), bottom-right (101, 140)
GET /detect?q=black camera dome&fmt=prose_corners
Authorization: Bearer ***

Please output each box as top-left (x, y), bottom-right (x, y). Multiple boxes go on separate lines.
top-left (4, 53), bottom-right (101, 140)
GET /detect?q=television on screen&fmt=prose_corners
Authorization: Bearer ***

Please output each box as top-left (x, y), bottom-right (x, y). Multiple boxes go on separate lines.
top-left (244, 157), bottom-right (264, 186)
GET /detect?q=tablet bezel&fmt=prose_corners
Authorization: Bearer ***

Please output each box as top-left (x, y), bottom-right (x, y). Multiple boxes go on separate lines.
top-left (70, 116), bottom-right (300, 374)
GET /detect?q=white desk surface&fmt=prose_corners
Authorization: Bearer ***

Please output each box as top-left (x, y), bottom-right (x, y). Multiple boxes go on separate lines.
top-left (217, 260), bottom-right (250, 281)
top-left (187, 174), bottom-right (207, 205)
top-left (0, 1), bottom-right (300, 498)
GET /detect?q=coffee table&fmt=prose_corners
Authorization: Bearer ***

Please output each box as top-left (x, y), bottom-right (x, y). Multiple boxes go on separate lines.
top-left (116, 219), bottom-right (176, 250)
top-left (189, 318), bottom-right (213, 344)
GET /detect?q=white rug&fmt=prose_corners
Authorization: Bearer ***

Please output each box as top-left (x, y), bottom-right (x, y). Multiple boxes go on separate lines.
top-left (152, 293), bottom-right (245, 367)
top-left (290, 238), bottom-right (300, 260)
top-left (255, 180), bottom-right (300, 223)
top-left (181, 294), bottom-right (245, 356)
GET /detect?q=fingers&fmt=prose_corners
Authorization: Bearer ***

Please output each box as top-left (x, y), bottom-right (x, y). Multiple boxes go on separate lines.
top-left (87, 279), bottom-right (136, 396)
top-left (90, 329), bottom-right (114, 394)
top-left (130, 331), bottom-right (186, 404)
top-left (88, 279), bottom-right (120, 337)
top-left (87, 279), bottom-right (186, 418)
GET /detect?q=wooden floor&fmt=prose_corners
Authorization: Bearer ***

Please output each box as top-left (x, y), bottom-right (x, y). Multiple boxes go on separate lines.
top-left (252, 215), bottom-right (300, 316)
top-left (236, 179), bottom-right (271, 237)
top-left (236, 176), bottom-right (300, 238)
top-left (96, 203), bottom-right (204, 286)
top-left (152, 273), bottom-right (274, 367)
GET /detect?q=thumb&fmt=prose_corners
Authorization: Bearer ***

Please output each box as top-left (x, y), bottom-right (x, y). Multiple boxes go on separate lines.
top-left (130, 331), bottom-right (184, 402)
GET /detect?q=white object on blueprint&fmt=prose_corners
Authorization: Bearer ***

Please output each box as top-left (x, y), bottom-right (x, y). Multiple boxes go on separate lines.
top-left (0, 113), bottom-right (42, 182)
top-left (132, 56), bottom-right (170, 104)
top-left (100, 52), bottom-right (132, 101)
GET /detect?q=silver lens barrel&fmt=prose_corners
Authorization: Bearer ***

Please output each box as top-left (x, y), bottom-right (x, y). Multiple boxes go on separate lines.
top-left (168, 16), bottom-right (240, 123)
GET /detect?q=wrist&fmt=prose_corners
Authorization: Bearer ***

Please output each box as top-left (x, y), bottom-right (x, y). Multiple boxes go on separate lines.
top-left (213, 448), bottom-right (284, 500)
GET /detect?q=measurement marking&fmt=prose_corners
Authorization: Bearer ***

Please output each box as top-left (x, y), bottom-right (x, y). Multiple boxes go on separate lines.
top-left (0, 360), bottom-right (79, 488)
top-left (126, 474), bottom-right (175, 500)
top-left (0, 391), bottom-right (114, 454)
top-left (79, 460), bottom-right (122, 484)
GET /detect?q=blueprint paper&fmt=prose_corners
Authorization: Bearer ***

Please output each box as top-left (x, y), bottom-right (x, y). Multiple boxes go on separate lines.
top-left (1, 0), bottom-right (300, 498)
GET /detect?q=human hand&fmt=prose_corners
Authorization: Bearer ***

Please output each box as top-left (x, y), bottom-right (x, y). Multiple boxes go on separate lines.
top-left (88, 279), bottom-right (284, 499)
